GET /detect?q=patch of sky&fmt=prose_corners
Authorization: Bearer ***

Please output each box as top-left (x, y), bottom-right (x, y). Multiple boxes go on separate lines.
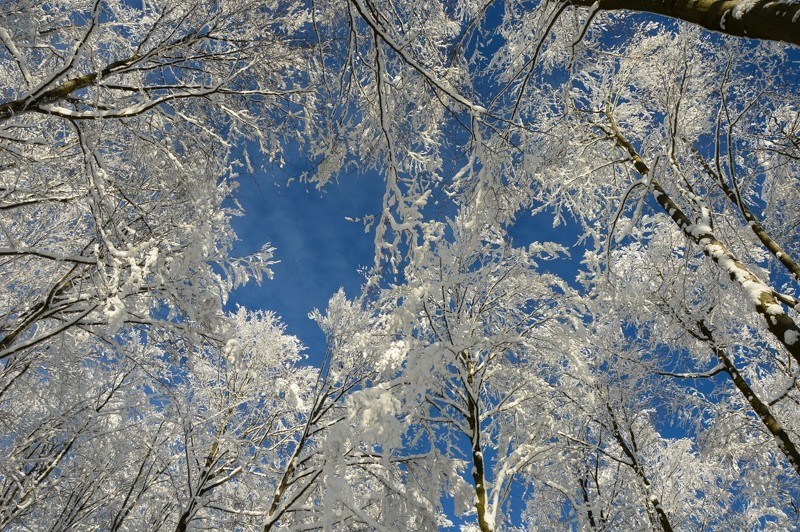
top-left (227, 164), bottom-right (383, 364)
top-left (507, 208), bottom-right (585, 289)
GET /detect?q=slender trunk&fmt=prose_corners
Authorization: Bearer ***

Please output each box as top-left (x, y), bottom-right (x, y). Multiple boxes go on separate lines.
top-left (264, 390), bottom-right (328, 531)
top-left (580, 476), bottom-right (602, 529)
top-left (605, 404), bottom-right (674, 532)
top-left (688, 143), bottom-right (800, 283)
top-left (696, 321), bottom-right (800, 475)
top-left (464, 360), bottom-right (493, 532)
top-left (174, 511), bottom-right (191, 532)
top-left (264, 445), bottom-right (302, 532)
top-left (604, 116), bottom-right (800, 365)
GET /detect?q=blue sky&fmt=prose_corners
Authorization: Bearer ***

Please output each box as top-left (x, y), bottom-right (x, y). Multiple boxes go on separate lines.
top-left (225, 169), bottom-right (583, 528)
top-left (213, 9), bottom-right (800, 530)
top-left (227, 169), bottom-right (385, 361)
top-left (227, 164), bottom-right (585, 366)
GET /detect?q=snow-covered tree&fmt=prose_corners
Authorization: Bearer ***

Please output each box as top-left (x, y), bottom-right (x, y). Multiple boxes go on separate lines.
top-left (303, 213), bottom-right (584, 530)
top-left (4, 0), bottom-right (800, 529)
top-left (375, 217), bottom-right (580, 531)
top-left (0, 0), bottom-right (309, 349)
top-left (0, 307), bottom-right (320, 531)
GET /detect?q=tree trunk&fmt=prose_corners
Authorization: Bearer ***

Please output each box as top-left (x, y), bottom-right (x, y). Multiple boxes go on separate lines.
top-left (569, 0), bottom-right (800, 46)
top-left (603, 116), bottom-right (800, 366)
top-left (696, 320), bottom-right (800, 476)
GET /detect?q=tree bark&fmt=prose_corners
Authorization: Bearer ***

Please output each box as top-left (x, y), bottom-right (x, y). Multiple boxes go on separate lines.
top-left (0, 55), bottom-right (140, 121)
top-left (463, 355), bottom-right (493, 532)
top-left (569, 0), bottom-right (800, 47)
top-left (687, 144), bottom-right (800, 284)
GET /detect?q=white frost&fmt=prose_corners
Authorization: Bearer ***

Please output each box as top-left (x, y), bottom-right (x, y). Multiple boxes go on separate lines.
top-left (224, 338), bottom-right (240, 364)
top-left (104, 295), bottom-right (126, 334)
top-left (731, 0), bottom-right (759, 20)
top-left (785, 330), bottom-right (800, 346)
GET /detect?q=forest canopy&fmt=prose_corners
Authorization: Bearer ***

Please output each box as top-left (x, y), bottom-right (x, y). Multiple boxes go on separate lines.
top-left (1, 0), bottom-right (800, 530)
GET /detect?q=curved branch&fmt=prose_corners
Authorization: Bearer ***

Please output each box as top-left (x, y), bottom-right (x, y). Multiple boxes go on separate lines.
top-left (0, 248), bottom-right (96, 265)
top-left (569, 0), bottom-right (800, 47)
top-left (349, 0), bottom-right (484, 113)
